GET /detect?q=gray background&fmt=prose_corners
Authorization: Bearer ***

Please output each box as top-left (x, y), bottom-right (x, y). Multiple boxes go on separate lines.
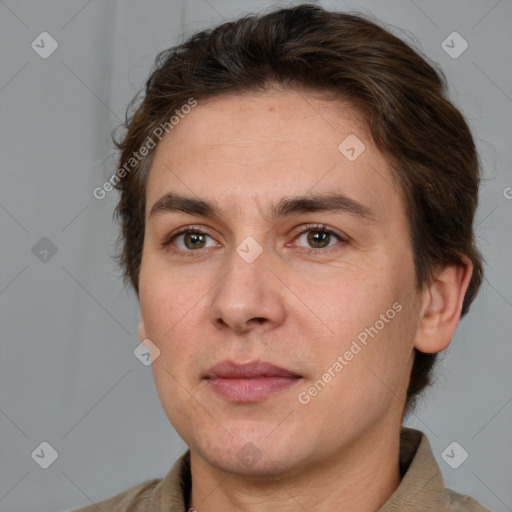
top-left (1, 1), bottom-right (511, 511)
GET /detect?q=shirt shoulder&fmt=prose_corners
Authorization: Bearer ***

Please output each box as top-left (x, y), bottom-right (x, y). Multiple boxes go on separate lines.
top-left (379, 428), bottom-right (493, 512)
top-left (70, 478), bottom-right (162, 512)
top-left (444, 488), bottom-right (493, 511)
top-left (70, 451), bottom-right (190, 511)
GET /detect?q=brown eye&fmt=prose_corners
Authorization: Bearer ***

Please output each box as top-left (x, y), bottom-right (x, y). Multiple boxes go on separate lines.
top-left (182, 232), bottom-right (207, 250)
top-left (163, 227), bottom-right (217, 253)
top-left (295, 225), bottom-right (345, 252)
top-left (306, 229), bottom-right (331, 248)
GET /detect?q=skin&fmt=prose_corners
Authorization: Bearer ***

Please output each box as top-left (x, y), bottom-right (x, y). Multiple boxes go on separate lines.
top-left (138, 88), bottom-right (472, 512)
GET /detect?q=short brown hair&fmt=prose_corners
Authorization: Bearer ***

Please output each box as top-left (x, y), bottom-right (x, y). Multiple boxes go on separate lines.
top-left (112, 4), bottom-right (483, 413)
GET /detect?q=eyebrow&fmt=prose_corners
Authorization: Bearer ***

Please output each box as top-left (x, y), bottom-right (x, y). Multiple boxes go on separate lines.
top-left (149, 192), bottom-right (376, 222)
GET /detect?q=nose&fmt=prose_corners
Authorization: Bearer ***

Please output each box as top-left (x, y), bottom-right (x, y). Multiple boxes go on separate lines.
top-left (208, 244), bottom-right (286, 334)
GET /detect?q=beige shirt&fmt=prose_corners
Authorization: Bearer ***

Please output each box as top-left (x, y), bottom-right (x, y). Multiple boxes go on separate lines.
top-left (72, 428), bottom-right (491, 511)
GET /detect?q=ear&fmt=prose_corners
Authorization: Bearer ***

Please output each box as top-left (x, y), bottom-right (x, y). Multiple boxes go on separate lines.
top-left (414, 256), bottom-right (473, 354)
top-left (138, 316), bottom-right (147, 342)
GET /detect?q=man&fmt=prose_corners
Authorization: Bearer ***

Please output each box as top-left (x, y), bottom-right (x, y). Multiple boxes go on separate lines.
top-left (74, 4), bottom-right (490, 511)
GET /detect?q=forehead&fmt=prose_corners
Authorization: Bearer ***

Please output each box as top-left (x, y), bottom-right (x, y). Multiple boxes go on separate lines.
top-left (145, 89), bottom-right (402, 221)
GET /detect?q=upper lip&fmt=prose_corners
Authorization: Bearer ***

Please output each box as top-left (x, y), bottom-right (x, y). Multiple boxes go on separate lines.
top-left (204, 360), bottom-right (302, 379)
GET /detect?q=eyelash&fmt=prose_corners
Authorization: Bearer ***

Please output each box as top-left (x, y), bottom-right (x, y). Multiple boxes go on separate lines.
top-left (161, 224), bottom-right (347, 258)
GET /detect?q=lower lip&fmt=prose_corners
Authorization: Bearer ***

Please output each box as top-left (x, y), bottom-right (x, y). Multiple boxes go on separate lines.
top-left (206, 376), bottom-right (301, 402)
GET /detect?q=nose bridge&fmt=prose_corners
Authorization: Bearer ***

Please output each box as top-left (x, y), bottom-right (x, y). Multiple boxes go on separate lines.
top-left (208, 237), bottom-right (285, 332)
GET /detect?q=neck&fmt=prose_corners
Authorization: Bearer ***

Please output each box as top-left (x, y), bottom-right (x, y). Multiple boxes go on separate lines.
top-left (188, 422), bottom-right (402, 512)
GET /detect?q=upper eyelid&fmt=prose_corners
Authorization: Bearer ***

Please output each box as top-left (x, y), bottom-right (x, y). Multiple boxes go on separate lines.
top-left (164, 224), bottom-right (346, 247)
top-left (168, 223), bottom-right (342, 237)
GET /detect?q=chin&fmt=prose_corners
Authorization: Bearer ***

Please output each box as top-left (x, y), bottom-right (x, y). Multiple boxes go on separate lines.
top-left (190, 426), bottom-right (310, 478)
top-left (205, 445), bottom-right (302, 478)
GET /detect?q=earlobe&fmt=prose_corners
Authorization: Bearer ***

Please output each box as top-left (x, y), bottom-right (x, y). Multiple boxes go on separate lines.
top-left (414, 257), bottom-right (473, 354)
top-left (138, 317), bottom-right (147, 342)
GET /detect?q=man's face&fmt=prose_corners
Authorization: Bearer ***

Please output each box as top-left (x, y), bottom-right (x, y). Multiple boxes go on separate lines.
top-left (138, 89), bottom-right (422, 475)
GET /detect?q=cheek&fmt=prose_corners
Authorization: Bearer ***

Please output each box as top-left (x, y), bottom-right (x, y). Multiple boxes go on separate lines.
top-left (139, 269), bottom-right (202, 426)
top-left (139, 260), bottom-right (209, 382)
top-left (300, 301), bottom-right (416, 430)
top-left (139, 255), bottom-right (202, 336)
top-left (303, 263), bottom-right (399, 335)
top-left (304, 260), bottom-right (416, 375)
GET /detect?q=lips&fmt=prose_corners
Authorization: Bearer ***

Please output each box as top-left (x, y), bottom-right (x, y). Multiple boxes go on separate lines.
top-left (205, 360), bottom-right (301, 379)
top-left (204, 360), bottom-right (302, 402)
